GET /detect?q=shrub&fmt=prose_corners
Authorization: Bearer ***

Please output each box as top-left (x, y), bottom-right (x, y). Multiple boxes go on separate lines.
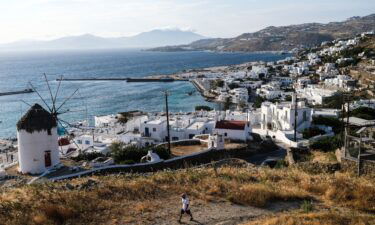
top-left (71, 152), bottom-right (105, 162)
top-left (312, 116), bottom-right (343, 134)
top-left (228, 83), bottom-right (239, 89)
top-left (301, 200), bottom-right (313, 213)
top-left (195, 105), bottom-right (213, 111)
top-left (109, 142), bottom-right (171, 164)
top-left (350, 107), bottom-right (375, 120)
top-left (253, 96), bottom-right (265, 108)
top-left (310, 135), bottom-right (342, 152)
top-left (302, 127), bottom-right (326, 139)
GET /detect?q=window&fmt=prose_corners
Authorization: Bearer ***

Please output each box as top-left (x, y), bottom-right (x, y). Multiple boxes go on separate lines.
top-left (172, 137), bottom-right (179, 141)
top-left (85, 140), bottom-right (90, 145)
top-left (77, 140), bottom-right (82, 144)
top-left (303, 111), bottom-right (307, 121)
top-left (47, 129), bottom-right (51, 135)
top-left (153, 128), bottom-right (156, 132)
top-left (224, 133), bottom-right (227, 137)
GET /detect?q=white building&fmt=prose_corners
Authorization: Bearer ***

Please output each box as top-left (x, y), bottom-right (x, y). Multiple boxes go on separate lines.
top-left (324, 75), bottom-right (356, 90)
top-left (249, 65), bottom-right (268, 79)
top-left (260, 98), bottom-right (312, 132)
top-left (17, 104), bottom-right (60, 174)
top-left (214, 120), bottom-right (252, 141)
top-left (296, 85), bottom-right (338, 105)
top-left (230, 88), bottom-right (248, 104)
top-left (251, 95), bottom-right (313, 146)
top-left (256, 82), bottom-right (283, 100)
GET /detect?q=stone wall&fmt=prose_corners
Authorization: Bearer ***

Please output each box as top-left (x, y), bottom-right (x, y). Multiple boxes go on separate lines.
top-left (51, 146), bottom-right (256, 181)
top-left (341, 156), bottom-right (375, 177)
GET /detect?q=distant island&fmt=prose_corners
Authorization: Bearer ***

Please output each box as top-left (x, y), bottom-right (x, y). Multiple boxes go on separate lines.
top-left (0, 29), bottom-right (206, 51)
top-left (149, 14), bottom-right (375, 52)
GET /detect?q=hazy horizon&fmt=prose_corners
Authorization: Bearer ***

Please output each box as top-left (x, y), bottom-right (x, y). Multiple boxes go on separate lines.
top-left (0, 0), bottom-right (374, 44)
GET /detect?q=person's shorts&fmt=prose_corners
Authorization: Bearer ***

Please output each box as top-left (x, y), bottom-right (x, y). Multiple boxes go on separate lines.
top-left (180, 209), bottom-right (191, 214)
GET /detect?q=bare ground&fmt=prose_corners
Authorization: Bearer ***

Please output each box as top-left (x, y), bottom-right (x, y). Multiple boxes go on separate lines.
top-left (119, 195), bottom-right (301, 225)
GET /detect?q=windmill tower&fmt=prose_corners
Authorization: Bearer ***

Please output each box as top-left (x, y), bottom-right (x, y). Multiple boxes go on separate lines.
top-left (17, 104), bottom-right (59, 174)
top-left (17, 74), bottom-right (81, 174)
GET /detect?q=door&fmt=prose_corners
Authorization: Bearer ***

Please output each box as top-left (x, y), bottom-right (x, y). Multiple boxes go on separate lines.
top-left (44, 151), bottom-right (51, 167)
top-left (145, 127), bottom-right (150, 137)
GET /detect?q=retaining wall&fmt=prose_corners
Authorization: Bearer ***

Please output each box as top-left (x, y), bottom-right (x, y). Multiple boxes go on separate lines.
top-left (341, 156), bottom-right (375, 177)
top-left (51, 146), bottom-right (254, 181)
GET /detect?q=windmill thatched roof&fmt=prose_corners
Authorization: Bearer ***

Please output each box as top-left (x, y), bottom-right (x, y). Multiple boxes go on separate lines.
top-left (17, 104), bottom-right (57, 133)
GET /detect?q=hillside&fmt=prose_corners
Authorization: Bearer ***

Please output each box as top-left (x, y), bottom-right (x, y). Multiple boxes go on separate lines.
top-left (1, 156), bottom-right (374, 225)
top-left (0, 29), bottom-right (206, 51)
top-left (150, 14), bottom-right (375, 52)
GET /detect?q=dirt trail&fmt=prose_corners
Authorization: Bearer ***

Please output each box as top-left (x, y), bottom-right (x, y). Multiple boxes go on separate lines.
top-left (137, 199), bottom-right (301, 225)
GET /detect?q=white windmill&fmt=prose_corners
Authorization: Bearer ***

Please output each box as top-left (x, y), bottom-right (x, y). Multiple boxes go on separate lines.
top-left (17, 74), bottom-right (83, 174)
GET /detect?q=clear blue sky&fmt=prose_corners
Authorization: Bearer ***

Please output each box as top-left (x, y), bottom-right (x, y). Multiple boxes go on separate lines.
top-left (0, 0), bottom-right (374, 43)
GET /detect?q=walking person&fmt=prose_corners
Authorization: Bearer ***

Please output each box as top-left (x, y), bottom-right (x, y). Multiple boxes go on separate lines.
top-left (178, 193), bottom-right (194, 223)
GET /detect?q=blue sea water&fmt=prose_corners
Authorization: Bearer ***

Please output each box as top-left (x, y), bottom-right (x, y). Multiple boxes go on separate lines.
top-left (0, 49), bottom-right (289, 138)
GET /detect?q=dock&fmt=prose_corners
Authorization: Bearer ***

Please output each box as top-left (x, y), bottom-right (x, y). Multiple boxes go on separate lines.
top-left (0, 89), bottom-right (34, 97)
top-left (191, 79), bottom-right (216, 99)
top-left (56, 77), bottom-right (189, 82)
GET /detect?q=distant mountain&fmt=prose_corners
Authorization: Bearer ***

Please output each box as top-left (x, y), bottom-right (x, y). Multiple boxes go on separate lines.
top-left (0, 29), bottom-right (206, 51)
top-left (150, 14), bottom-right (375, 52)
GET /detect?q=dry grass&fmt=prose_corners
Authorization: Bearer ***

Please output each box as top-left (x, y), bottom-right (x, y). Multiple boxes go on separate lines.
top-left (0, 165), bottom-right (374, 224)
top-left (245, 211), bottom-right (375, 225)
top-left (311, 151), bottom-right (337, 163)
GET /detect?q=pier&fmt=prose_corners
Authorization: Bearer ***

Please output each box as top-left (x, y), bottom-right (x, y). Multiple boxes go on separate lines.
top-left (56, 77), bottom-right (189, 82)
top-left (0, 89), bottom-right (34, 97)
top-left (191, 79), bottom-right (216, 99)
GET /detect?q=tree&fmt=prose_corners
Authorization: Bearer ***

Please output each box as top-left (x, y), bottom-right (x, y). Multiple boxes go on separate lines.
top-left (109, 142), bottom-right (171, 164)
top-left (350, 107), bottom-right (375, 120)
top-left (224, 97), bottom-right (232, 110)
top-left (253, 96), bottom-right (265, 108)
top-left (195, 105), bottom-right (213, 111)
top-left (228, 83), bottom-right (239, 90)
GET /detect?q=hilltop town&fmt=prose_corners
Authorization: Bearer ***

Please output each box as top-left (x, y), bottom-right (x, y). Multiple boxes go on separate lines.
top-left (150, 14), bottom-right (375, 52)
top-left (0, 31), bottom-right (375, 224)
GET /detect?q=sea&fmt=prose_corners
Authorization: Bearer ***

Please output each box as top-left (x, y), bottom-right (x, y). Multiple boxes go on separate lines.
top-left (0, 49), bottom-right (289, 138)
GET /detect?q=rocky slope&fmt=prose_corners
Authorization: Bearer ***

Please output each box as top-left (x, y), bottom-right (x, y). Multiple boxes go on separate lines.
top-left (150, 14), bottom-right (375, 52)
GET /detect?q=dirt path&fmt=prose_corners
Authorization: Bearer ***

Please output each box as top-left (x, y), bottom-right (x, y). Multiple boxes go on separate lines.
top-left (142, 199), bottom-right (301, 225)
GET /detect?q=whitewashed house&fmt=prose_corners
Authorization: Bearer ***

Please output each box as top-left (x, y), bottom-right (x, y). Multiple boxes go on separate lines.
top-left (296, 85), bottom-right (338, 105)
top-left (230, 88), bottom-right (248, 104)
top-left (324, 75), bottom-right (356, 90)
top-left (251, 95), bottom-right (313, 146)
top-left (256, 82), bottom-right (283, 100)
top-left (214, 120), bottom-right (252, 141)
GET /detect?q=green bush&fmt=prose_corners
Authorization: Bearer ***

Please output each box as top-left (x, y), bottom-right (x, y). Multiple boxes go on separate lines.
top-left (195, 105), bottom-right (213, 111)
top-left (253, 96), bottom-right (265, 108)
top-left (228, 83), bottom-right (239, 89)
top-left (72, 152), bottom-right (105, 162)
top-left (350, 107), bottom-right (375, 120)
top-left (312, 116), bottom-right (343, 134)
top-left (310, 135), bottom-right (342, 152)
top-left (302, 127), bottom-right (326, 139)
top-left (109, 142), bottom-right (171, 164)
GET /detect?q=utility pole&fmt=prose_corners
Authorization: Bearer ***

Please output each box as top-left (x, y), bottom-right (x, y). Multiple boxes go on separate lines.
top-left (163, 91), bottom-right (171, 153)
top-left (294, 75), bottom-right (298, 142)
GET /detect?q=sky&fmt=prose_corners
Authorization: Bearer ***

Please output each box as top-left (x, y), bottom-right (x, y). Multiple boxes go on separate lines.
top-left (0, 0), bottom-right (374, 44)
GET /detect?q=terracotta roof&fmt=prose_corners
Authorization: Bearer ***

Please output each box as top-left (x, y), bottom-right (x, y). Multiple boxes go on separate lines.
top-left (215, 120), bottom-right (247, 130)
top-left (58, 138), bottom-right (70, 146)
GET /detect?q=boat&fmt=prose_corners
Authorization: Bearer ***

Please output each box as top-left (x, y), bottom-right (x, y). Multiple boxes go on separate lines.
top-left (0, 88), bottom-right (34, 97)
top-left (187, 91), bottom-right (194, 96)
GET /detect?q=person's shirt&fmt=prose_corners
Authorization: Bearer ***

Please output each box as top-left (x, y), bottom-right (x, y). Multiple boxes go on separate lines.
top-left (181, 197), bottom-right (190, 210)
